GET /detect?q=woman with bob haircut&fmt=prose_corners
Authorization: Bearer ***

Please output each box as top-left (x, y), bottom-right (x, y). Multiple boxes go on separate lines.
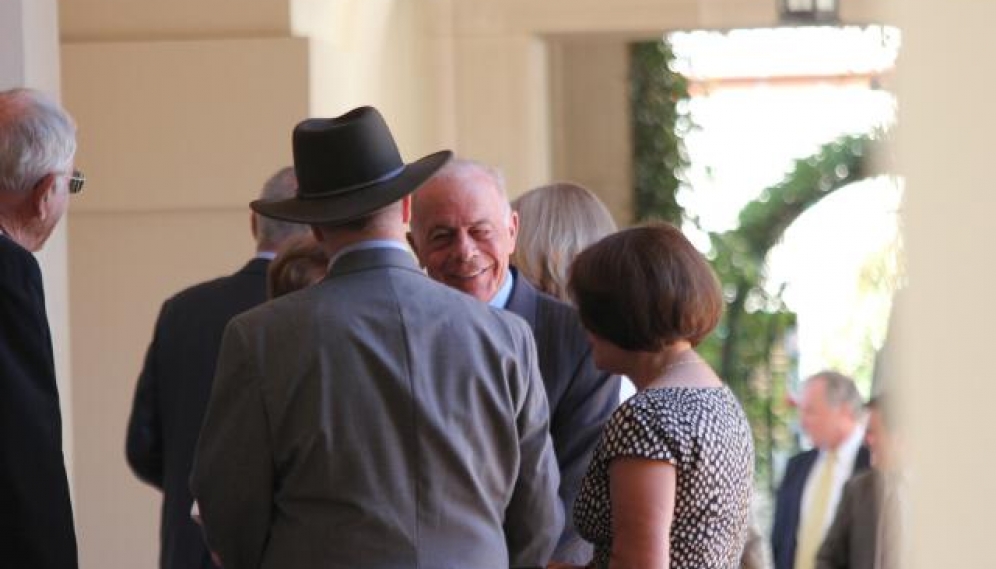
top-left (511, 182), bottom-right (617, 302)
top-left (562, 223), bottom-right (755, 569)
top-left (267, 233), bottom-right (331, 299)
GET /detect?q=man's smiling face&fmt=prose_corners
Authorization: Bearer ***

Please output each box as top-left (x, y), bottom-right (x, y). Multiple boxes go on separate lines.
top-left (410, 166), bottom-right (518, 303)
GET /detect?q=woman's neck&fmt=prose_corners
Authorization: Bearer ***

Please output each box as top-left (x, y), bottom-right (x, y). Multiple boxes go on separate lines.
top-left (628, 342), bottom-right (689, 385)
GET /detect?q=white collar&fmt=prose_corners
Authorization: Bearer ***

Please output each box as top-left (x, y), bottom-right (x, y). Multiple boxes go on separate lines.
top-left (826, 421), bottom-right (865, 462)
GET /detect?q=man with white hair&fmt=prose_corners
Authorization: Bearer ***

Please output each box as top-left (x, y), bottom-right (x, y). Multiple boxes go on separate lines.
top-left (409, 158), bottom-right (621, 564)
top-left (772, 371), bottom-right (871, 569)
top-left (0, 87), bottom-right (82, 568)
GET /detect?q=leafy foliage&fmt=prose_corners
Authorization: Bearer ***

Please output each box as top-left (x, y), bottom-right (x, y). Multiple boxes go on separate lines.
top-left (629, 39), bottom-right (876, 492)
top-left (630, 41), bottom-right (691, 224)
top-left (699, 133), bottom-right (874, 491)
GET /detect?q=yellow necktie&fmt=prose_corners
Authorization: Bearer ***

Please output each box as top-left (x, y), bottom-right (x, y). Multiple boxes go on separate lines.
top-left (795, 450), bottom-right (837, 569)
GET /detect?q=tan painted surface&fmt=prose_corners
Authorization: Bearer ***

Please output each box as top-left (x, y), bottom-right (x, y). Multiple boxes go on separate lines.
top-left (61, 34), bottom-right (308, 568)
top-left (59, 0), bottom-right (290, 41)
top-left (549, 37), bottom-right (632, 225)
top-left (896, 1), bottom-right (996, 567)
top-left (68, 210), bottom-right (253, 568)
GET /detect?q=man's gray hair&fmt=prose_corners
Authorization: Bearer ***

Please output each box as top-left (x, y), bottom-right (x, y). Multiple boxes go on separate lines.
top-left (807, 370), bottom-right (864, 417)
top-left (411, 157), bottom-right (512, 228)
top-left (0, 88), bottom-right (77, 195)
top-left (431, 157), bottom-right (508, 198)
top-left (255, 166), bottom-right (309, 250)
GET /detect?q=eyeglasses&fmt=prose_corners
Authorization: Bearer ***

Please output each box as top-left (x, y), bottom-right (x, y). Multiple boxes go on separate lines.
top-left (68, 169), bottom-right (85, 194)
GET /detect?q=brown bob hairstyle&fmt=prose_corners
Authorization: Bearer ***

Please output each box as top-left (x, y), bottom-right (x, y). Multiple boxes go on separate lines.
top-left (267, 234), bottom-right (331, 299)
top-left (568, 223), bottom-right (723, 351)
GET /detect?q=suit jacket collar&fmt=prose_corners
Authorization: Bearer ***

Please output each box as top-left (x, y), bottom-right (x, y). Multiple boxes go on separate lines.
top-left (328, 246), bottom-right (420, 278)
top-left (239, 257), bottom-right (270, 276)
top-left (505, 267), bottom-right (540, 326)
top-left (800, 444), bottom-right (871, 478)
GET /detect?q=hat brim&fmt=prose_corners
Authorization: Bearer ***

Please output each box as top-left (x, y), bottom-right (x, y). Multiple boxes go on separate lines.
top-left (251, 150), bottom-right (452, 225)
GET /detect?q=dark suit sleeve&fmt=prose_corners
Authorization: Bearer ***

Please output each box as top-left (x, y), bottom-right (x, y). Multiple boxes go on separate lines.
top-left (816, 479), bottom-right (856, 569)
top-left (125, 304), bottom-right (167, 489)
top-left (504, 322), bottom-right (564, 569)
top-left (771, 452), bottom-right (807, 569)
top-left (0, 246), bottom-right (78, 568)
top-left (549, 348), bottom-right (619, 547)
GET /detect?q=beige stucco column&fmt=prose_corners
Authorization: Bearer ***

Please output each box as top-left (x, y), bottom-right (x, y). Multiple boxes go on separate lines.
top-left (897, 2), bottom-right (996, 567)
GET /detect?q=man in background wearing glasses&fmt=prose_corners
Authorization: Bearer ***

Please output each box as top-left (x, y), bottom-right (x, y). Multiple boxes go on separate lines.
top-left (0, 87), bottom-right (82, 569)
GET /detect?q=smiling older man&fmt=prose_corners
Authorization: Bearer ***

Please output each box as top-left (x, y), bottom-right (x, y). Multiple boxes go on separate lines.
top-left (409, 158), bottom-right (621, 564)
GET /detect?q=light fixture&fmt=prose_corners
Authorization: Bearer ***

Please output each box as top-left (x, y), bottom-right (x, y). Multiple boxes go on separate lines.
top-left (780, 0), bottom-right (838, 24)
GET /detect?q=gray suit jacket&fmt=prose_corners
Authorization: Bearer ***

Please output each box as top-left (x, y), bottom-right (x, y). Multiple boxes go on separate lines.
top-left (190, 247), bottom-right (562, 569)
top-left (816, 470), bottom-right (882, 569)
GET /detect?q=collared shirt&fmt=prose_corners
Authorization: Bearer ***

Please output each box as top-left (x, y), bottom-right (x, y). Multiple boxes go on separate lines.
top-left (800, 423), bottom-right (866, 536)
top-left (255, 251), bottom-right (277, 261)
top-left (329, 239), bottom-right (410, 268)
top-left (489, 270), bottom-right (514, 309)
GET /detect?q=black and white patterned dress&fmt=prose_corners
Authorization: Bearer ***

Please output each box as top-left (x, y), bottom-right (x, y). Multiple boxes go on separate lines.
top-left (575, 386), bottom-right (754, 569)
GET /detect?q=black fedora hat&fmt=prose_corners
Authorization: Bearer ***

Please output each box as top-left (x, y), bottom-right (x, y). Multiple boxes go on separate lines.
top-left (251, 106), bottom-right (452, 225)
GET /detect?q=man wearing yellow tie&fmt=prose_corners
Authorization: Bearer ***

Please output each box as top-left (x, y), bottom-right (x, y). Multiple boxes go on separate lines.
top-left (771, 371), bottom-right (870, 569)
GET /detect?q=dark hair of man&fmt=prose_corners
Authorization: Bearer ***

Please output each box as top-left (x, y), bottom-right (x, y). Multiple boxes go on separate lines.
top-left (568, 222), bottom-right (723, 351)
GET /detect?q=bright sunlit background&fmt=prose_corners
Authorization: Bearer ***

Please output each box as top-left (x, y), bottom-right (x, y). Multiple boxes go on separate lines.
top-left (670, 25), bottom-right (902, 398)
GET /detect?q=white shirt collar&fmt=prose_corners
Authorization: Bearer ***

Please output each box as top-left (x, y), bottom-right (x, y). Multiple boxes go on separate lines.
top-left (833, 421), bottom-right (866, 463)
top-left (489, 270), bottom-right (514, 309)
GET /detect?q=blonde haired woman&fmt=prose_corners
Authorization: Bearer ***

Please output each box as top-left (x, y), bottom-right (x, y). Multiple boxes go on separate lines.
top-left (511, 182), bottom-right (617, 302)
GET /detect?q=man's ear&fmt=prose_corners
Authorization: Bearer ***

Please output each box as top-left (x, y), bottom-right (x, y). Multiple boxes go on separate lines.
top-left (311, 225), bottom-right (324, 242)
top-left (401, 194), bottom-right (412, 225)
top-left (507, 209), bottom-right (519, 248)
top-left (30, 174), bottom-right (57, 219)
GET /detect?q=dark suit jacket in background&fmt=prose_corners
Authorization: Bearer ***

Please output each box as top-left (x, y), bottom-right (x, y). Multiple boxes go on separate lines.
top-left (506, 270), bottom-right (621, 563)
top-left (771, 445), bottom-right (871, 569)
top-left (0, 234), bottom-right (78, 569)
top-left (190, 248), bottom-right (563, 569)
top-left (126, 258), bottom-right (269, 569)
top-left (816, 470), bottom-right (883, 569)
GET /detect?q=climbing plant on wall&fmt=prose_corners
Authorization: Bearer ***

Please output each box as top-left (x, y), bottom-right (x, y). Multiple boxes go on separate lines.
top-left (630, 40), bottom-right (691, 225)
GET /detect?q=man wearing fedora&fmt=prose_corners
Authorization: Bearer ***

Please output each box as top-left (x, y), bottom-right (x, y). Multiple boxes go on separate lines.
top-left (125, 166), bottom-right (308, 569)
top-left (190, 107), bottom-right (563, 569)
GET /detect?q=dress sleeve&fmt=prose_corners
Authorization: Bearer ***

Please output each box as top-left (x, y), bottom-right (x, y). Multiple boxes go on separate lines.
top-left (599, 398), bottom-right (675, 464)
